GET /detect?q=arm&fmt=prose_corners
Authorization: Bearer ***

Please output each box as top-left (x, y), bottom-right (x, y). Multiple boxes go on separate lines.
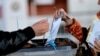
top-left (64, 18), bottom-right (83, 41)
top-left (0, 19), bottom-right (49, 55)
top-left (0, 27), bottom-right (35, 55)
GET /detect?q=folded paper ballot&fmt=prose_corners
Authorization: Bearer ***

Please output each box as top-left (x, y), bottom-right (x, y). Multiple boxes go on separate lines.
top-left (86, 16), bottom-right (100, 48)
top-left (46, 12), bottom-right (63, 47)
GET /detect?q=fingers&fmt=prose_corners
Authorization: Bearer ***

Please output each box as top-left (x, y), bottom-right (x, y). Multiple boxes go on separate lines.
top-left (59, 8), bottom-right (67, 16)
top-left (53, 8), bottom-right (71, 24)
top-left (95, 38), bottom-right (100, 48)
top-left (93, 38), bottom-right (100, 52)
top-left (41, 21), bottom-right (49, 33)
top-left (32, 19), bottom-right (49, 36)
top-left (59, 8), bottom-right (64, 13)
top-left (54, 10), bottom-right (59, 19)
top-left (37, 19), bottom-right (47, 23)
top-left (59, 9), bottom-right (70, 21)
top-left (44, 22), bottom-right (49, 31)
top-left (54, 8), bottom-right (65, 19)
top-left (94, 39), bottom-right (100, 51)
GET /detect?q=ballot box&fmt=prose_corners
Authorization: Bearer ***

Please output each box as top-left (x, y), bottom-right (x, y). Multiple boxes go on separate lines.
top-left (7, 38), bottom-right (77, 56)
top-left (7, 46), bottom-right (77, 56)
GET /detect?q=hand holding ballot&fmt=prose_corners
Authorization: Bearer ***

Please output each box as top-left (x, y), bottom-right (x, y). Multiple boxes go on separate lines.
top-left (54, 8), bottom-right (73, 26)
top-left (46, 8), bottom-right (63, 47)
top-left (46, 8), bottom-right (100, 54)
top-left (52, 7), bottom-right (100, 55)
top-left (32, 19), bottom-right (49, 36)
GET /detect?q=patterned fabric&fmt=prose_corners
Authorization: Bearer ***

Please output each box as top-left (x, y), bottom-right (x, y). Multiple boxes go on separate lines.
top-left (64, 18), bottom-right (83, 41)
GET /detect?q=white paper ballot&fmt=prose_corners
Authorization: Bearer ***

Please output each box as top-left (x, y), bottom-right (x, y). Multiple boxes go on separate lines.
top-left (46, 12), bottom-right (63, 45)
top-left (86, 16), bottom-right (100, 48)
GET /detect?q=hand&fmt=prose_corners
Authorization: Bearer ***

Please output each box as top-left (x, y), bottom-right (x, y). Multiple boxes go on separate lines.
top-left (93, 38), bottom-right (100, 52)
top-left (54, 8), bottom-right (73, 25)
top-left (54, 8), bottom-right (67, 20)
top-left (32, 19), bottom-right (49, 36)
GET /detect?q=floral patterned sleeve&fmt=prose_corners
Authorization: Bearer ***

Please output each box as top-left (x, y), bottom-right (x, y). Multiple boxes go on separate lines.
top-left (64, 18), bottom-right (83, 41)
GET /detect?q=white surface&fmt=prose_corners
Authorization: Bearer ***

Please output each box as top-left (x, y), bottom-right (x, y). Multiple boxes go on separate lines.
top-left (2, 0), bottom-right (28, 32)
top-left (69, 0), bottom-right (100, 13)
top-left (34, 0), bottom-right (54, 5)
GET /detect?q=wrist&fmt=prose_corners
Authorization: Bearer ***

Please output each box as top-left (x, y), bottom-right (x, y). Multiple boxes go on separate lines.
top-left (32, 26), bottom-right (37, 36)
top-left (23, 27), bottom-right (35, 39)
top-left (64, 18), bottom-right (73, 25)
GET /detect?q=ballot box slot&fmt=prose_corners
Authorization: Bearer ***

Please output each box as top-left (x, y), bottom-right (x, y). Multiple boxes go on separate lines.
top-left (23, 38), bottom-right (77, 48)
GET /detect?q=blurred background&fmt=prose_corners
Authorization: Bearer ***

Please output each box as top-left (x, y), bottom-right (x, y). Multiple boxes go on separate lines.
top-left (0, 0), bottom-right (99, 39)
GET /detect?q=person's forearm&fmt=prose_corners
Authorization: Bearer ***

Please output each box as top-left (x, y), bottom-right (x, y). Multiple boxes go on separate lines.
top-left (64, 18), bottom-right (83, 41)
top-left (0, 27), bottom-right (35, 55)
top-left (21, 27), bottom-right (35, 39)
